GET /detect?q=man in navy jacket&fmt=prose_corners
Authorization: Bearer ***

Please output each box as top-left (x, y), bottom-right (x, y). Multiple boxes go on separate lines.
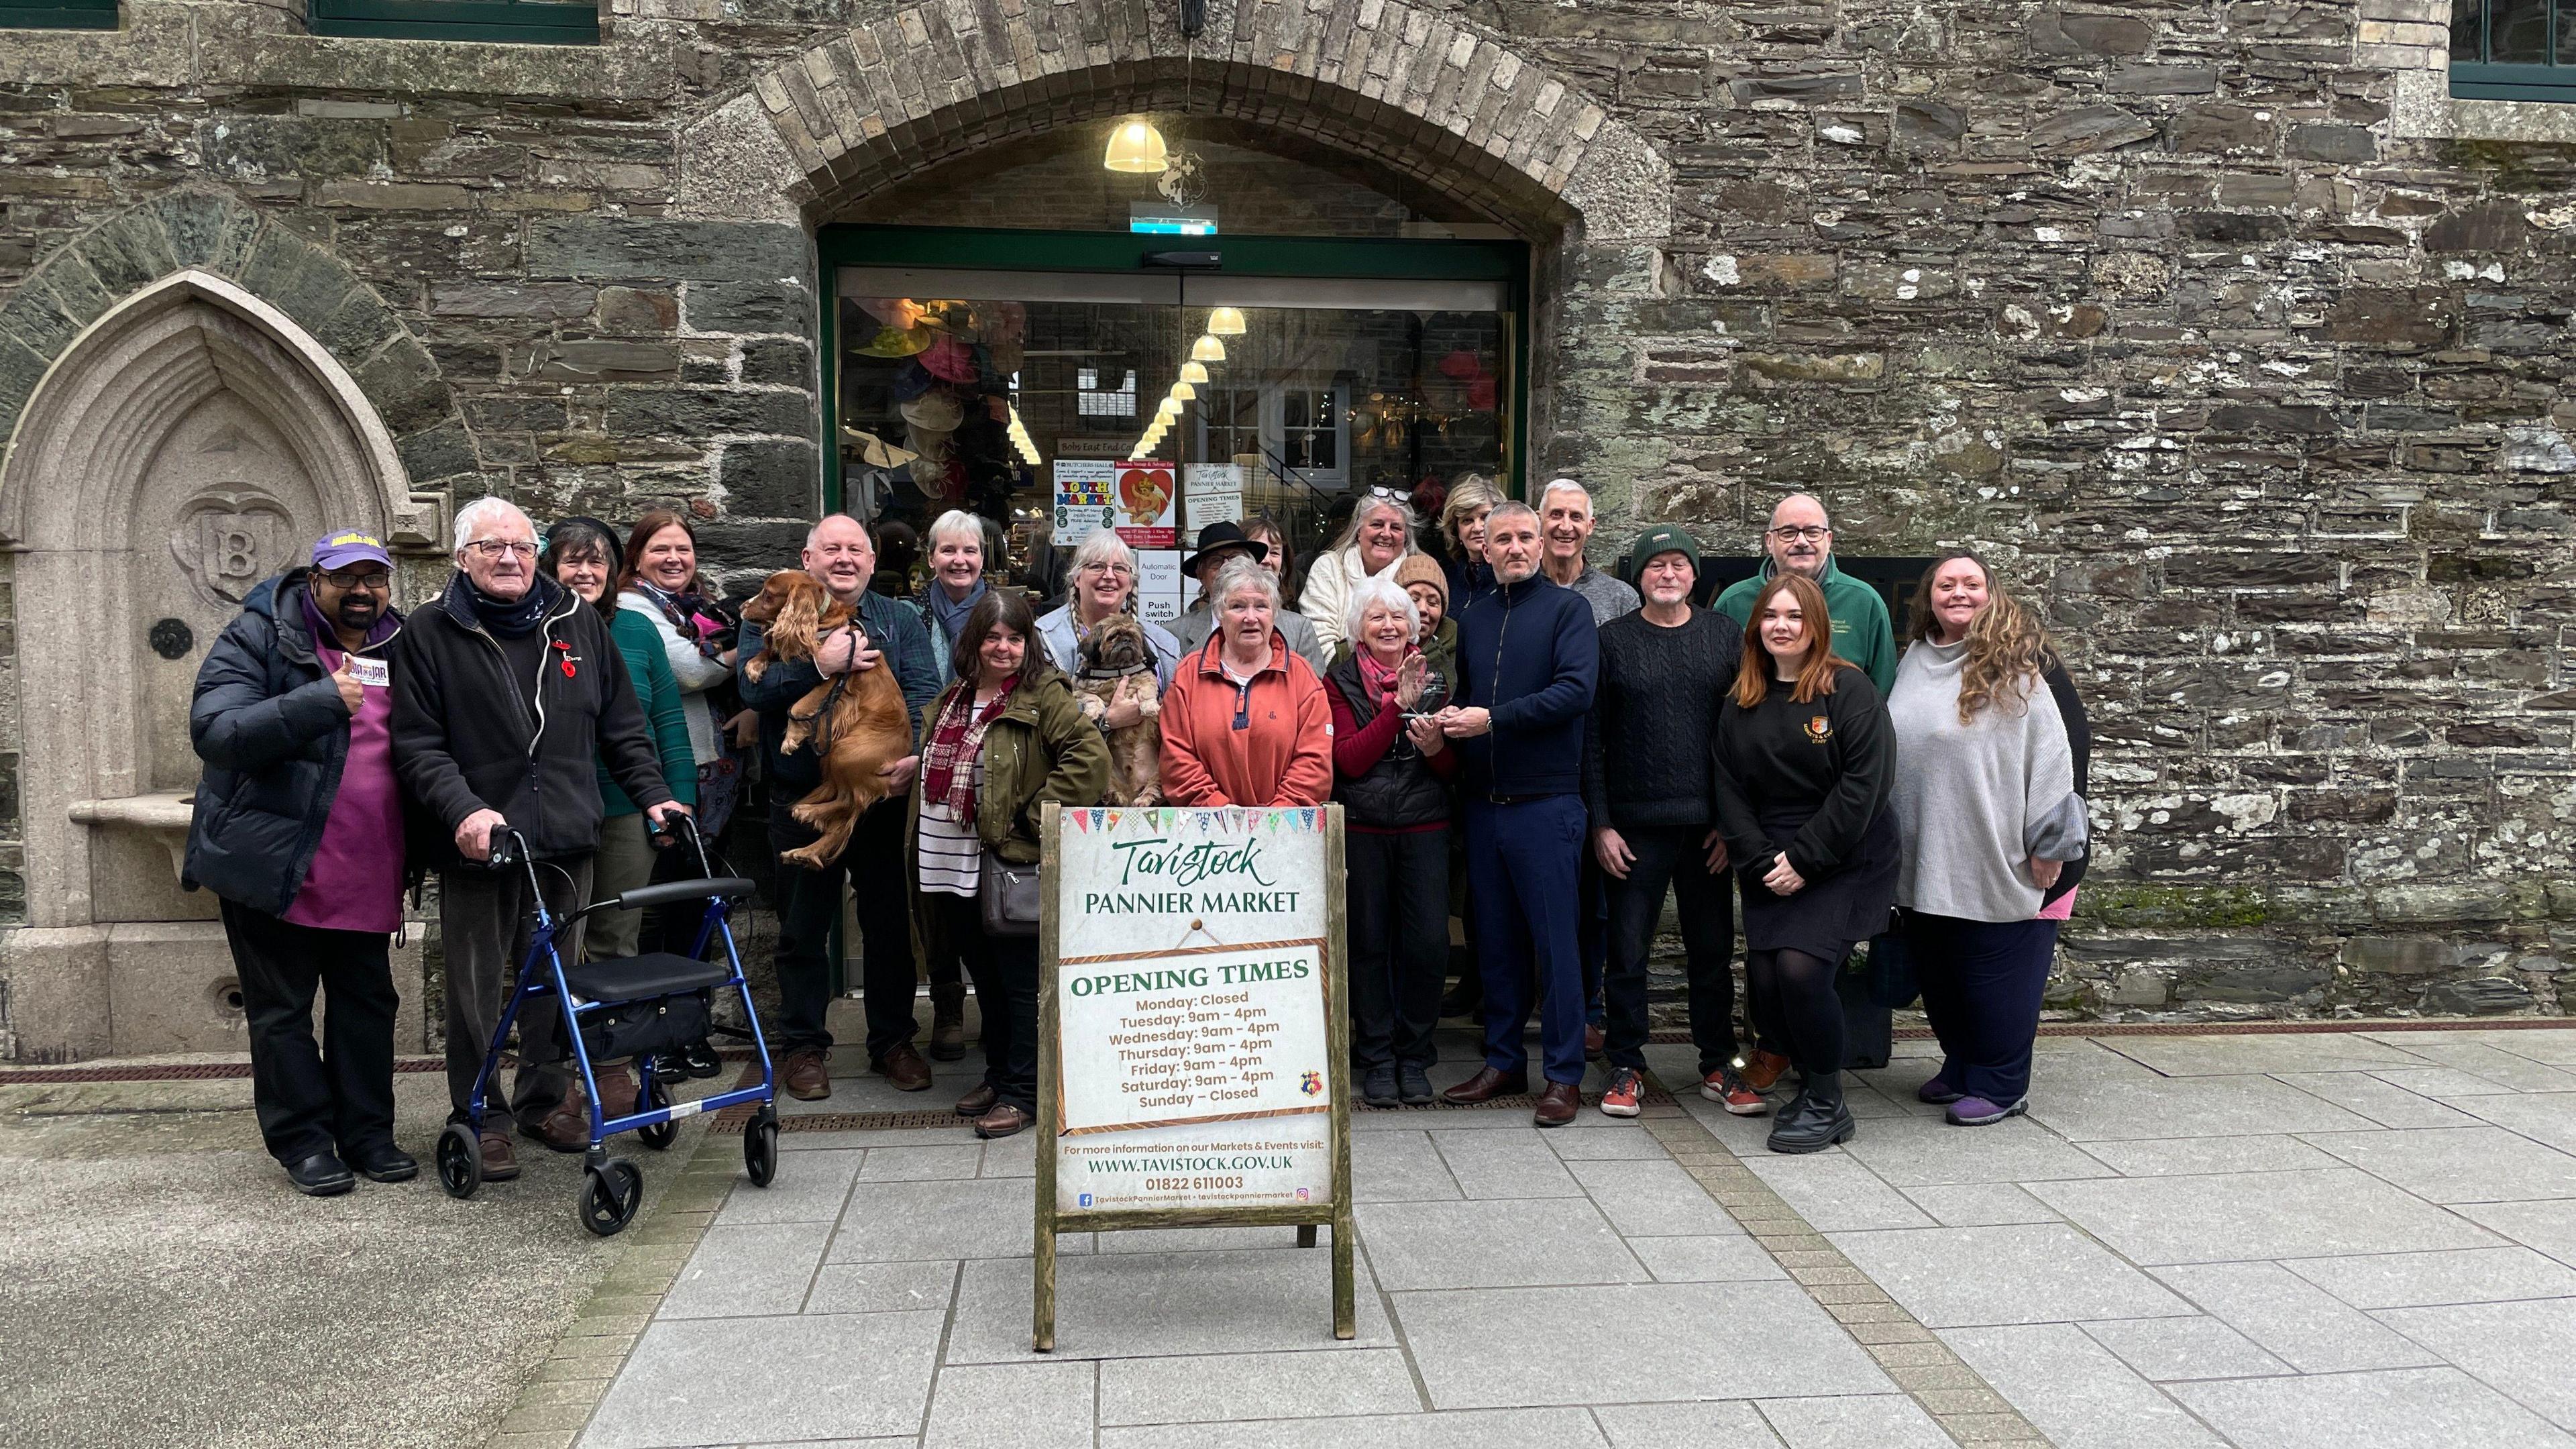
top-left (1436, 500), bottom-right (1600, 1126)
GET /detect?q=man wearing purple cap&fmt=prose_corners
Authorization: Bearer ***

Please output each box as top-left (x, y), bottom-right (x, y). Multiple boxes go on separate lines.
top-left (186, 528), bottom-right (417, 1197)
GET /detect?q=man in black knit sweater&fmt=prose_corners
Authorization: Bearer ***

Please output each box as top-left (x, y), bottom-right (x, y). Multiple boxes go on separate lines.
top-left (1581, 525), bottom-right (1763, 1118)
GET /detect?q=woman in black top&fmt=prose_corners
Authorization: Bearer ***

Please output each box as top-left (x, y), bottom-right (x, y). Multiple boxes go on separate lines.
top-left (1711, 572), bottom-right (1901, 1153)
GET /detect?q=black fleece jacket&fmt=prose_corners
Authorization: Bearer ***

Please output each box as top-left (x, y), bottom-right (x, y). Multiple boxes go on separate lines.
top-left (392, 573), bottom-right (672, 863)
top-left (1709, 663), bottom-right (1894, 881)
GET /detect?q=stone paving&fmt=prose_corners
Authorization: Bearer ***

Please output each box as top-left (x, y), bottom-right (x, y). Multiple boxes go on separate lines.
top-left (542, 1024), bottom-right (2576, 1449)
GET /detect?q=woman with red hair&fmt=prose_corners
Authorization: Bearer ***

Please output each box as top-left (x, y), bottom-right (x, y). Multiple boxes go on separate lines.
top-left (1710, 572), bottom-right (1900, 1155)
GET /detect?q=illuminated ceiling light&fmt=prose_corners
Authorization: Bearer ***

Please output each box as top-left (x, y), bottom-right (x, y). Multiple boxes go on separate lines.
top-left (1179, 361), bottom-right (1210, 385)
top-left (1104, 119), bottom-right (1169, 174)
top-left (1170, 381), bottom-right (1197, 401)
top-left (1157, 397), bottom-right (1181, 419)
top-left (1189, 335), bottom-right (1226, 364)
top-left (1206, 306), bottom-right (1247, 335)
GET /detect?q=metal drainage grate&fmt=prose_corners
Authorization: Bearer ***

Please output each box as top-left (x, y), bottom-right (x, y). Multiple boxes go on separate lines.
top-left (722, 1081), bottom-right (1678, 1134)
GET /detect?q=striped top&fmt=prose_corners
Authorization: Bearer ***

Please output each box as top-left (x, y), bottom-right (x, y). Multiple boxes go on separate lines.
top-left (918, 756), bottom-right (984, 896)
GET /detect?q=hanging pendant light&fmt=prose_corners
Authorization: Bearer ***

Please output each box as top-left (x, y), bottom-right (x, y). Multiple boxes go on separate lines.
top-left (1190, 335), bottom-right (1226, 364)
top-left (1206, 306), bottom-right (1247, 336)
top-left (1157, 397), bottom-right (1182, 419)
top-left (1104, 119), bottom-right (1169, 174)
top-left (1170, 381), bottom-right (1197, 401)
top-left (1179, 360), bottom-right (1210, 385)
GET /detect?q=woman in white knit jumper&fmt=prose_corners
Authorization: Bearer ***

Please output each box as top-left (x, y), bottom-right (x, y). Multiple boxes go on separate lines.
top-left (1886, 552), bottom-right (2090, 1126)
top-left (1297, 493), bottom-right (1417, 654)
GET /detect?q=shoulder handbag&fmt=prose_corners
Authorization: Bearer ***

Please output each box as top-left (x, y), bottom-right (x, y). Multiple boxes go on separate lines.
top-left (980, 849), bottom-right (1042, 937)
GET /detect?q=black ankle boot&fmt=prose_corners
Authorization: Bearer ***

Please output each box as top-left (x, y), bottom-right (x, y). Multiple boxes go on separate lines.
top-left (1765, 1071), bottom-right (1856, 1154)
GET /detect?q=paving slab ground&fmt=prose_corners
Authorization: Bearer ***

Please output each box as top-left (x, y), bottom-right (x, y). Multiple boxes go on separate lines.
top-left (15, 1021), bottom-right (2576, 1449)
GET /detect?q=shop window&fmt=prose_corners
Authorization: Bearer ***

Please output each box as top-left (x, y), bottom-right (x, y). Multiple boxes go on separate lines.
top-left (308, 0), bottom-right (598, 44)
top-left (2451, 0), bottom-right (2576, 100)
top-left (1, 0), bottom-right (117, 30)
top-left (823, 231), bottom-right (1523, 598)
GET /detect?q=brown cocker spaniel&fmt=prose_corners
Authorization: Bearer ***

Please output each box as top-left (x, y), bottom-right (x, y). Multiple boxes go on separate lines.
top-left (741, 570), bottom-right (914, 869)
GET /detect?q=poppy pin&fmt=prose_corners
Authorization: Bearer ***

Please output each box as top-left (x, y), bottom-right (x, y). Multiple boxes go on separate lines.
top-left (553, 640), bottom-right (578, 679)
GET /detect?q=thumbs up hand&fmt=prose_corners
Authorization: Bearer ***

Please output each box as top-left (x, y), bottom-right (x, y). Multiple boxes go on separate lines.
top-left (331, 654), bottom-right (365, 712)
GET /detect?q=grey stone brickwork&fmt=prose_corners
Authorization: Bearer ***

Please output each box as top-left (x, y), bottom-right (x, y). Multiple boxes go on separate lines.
top-left (1, 0), bottom-right (2573, 1054)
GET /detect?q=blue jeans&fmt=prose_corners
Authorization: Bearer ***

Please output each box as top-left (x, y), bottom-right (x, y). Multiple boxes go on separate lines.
top-left (1462, 794), bottom-right (1589, 1086)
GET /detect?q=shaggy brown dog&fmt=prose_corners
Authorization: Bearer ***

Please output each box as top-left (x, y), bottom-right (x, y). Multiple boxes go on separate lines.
top-left (740, 570), bottom-right (914, 869)
top-left (1073, 612), bottom-right (1163, 806)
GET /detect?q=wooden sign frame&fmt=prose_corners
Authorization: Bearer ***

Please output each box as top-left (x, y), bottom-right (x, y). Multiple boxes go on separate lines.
top-left (1032, 801), bottom-right (1354, 1352)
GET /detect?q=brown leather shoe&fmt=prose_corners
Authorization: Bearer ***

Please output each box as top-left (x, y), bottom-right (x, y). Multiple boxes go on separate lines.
top-left (973, 1101), bottom-right (1029, 1139)
top-left (530, 1091), bottom-right (591, 1153)
top-left (1741, 1049), bottom-right (1791, 1092)
top-left (955, 1081), bottom-right (998, 1118)
top-left (1585, 1022), bottom-right (1605, 1061)
top-left (1441, 1066), bottom-right (1529, 1104)
top-left (782, 1049), bottom-right (831, 1102)
top-left (478, 1130), bottom-right (520, 1181)
top-left (596, 1063), bottom-right (639, 1119)
top-left (874, 1042), bottom-right (932, 1092)
top-left (1533, 1081), bottom-right (1580, 1128)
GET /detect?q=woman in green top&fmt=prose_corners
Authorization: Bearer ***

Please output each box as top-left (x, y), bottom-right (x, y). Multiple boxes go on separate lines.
top-left (541, 517), bottom-right (697, 964)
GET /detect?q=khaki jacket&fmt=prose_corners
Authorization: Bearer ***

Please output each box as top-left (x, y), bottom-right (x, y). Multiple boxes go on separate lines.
top-left (907, 670), bottom-right (1110, 959)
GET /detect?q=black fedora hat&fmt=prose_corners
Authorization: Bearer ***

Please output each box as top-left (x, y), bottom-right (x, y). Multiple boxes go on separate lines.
top-left (1181, 520), bottom-right (1269, 576)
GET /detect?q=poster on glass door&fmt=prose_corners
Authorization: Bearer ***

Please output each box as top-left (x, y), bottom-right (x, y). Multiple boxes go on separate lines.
top-left (1114, 460), bottom-right (1178, 549)
top-left (1053, 460), bottom-right (1118, 545)
top-left (1184, 463), bottom-right (1244, 531)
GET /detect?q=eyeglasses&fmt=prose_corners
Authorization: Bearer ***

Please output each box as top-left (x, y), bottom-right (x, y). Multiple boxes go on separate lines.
top-left (1080, 562), bottom-right (1136, 579)
top-left (320, 568), bottom-right (393, 591)
top-left (1366, 486), bottom-right (1411, 502)
top-left (1767, 525), bottom-right (1831, 543)
top-left (466, 539), bottom-right (537, 559)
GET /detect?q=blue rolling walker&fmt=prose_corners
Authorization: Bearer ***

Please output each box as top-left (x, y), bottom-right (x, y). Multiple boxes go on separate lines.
top-left (435, 815), bottom-right (782, 1235)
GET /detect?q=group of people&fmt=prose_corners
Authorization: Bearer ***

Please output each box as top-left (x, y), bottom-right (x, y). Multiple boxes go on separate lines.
top-left (183, 476), bottom-right (2088, 1197)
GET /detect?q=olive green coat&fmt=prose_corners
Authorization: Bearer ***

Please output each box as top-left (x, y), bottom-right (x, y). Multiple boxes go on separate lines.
top-left (906, 669), bottom-right (1111, 963)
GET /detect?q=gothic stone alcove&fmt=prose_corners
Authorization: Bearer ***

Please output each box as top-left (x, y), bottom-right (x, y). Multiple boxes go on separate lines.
top-left (0, 271), bottom-right (443, 1061)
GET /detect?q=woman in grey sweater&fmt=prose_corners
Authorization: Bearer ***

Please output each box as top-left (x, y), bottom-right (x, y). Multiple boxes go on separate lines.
top-left (1887, 552), bottom-right (2090, 1126)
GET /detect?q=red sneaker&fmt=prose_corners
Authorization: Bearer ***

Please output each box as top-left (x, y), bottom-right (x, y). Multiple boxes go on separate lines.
top-left (1599, 1067), bottom-right (1644, 1118)
top-left (1701, 1067), bottom-right (1769, 1116)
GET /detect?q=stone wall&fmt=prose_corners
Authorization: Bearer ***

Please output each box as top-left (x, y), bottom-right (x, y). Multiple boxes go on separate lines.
top-left (0, 0), bottom-right (2571, 1050)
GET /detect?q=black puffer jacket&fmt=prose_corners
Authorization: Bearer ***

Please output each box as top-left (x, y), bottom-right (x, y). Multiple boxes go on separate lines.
top-left (183, 570), bottom-right (409, 916)
top-left (391, 573), bottom-right (672, 864)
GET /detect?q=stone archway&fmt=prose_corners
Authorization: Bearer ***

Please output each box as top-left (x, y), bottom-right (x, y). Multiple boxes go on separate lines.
top-left (0, 270), bottom-right (443, 1060)
top-left (675, 0), bottom-right (1675, 505)
top-left (680, 0), bottom-right (1670, 240)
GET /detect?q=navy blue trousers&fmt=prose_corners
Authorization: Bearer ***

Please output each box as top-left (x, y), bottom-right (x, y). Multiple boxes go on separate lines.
top-left (1909, 912), bottom-right (2060, 1106)
top-left (1463, 794), bottom-right (1589, 1086)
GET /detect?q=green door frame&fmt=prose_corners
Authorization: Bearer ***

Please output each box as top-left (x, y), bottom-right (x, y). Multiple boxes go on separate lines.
top-left (813, 224), bottom-right (1534, 515)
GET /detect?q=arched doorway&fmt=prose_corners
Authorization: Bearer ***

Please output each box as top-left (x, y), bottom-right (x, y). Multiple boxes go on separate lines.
top-left (0, 271), bottom-right (432, 1059)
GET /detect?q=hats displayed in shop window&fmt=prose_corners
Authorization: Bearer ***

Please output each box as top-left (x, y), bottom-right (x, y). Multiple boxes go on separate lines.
top-left (920, 332), bottom-right (981, 384)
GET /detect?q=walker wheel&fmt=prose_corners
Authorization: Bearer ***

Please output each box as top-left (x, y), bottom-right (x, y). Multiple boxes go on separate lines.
top-left (436, 1123), bottom-right (482, 1200)
top-left (575, 1158), bottom-right (644, 1236)
top-left (637, 1072), bottom-right (676, 1151)
top-left (745, 1106), bottom-right (779, 1189)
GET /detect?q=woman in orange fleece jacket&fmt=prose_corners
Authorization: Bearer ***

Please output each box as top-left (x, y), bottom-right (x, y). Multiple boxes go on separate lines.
top-left (1161, 557), bottom-right (1334, 808)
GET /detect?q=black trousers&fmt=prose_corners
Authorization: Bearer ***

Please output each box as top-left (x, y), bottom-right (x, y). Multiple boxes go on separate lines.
top-left (1346, 828), bottom-right (1448, 1073)
top-left (1603, 824), bottom-right (1738, 1074)
top-left (769, 794), bottom-right (918, 1060)
top-left (928, 892), bottom-right (1039, 1110)
top-left (219, 898), bottom-right (398, 1165)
